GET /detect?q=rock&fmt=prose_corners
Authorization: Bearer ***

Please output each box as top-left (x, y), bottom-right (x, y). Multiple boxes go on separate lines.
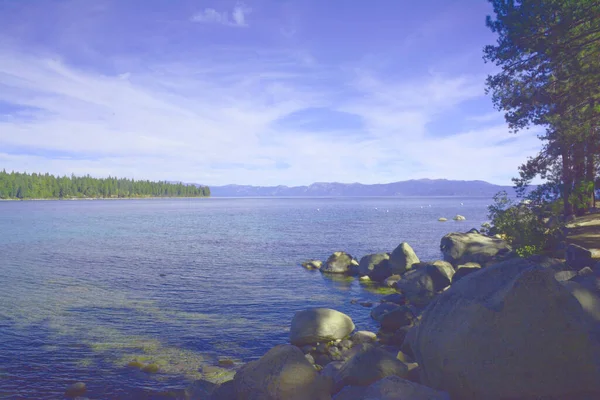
top-left (389, 243), bottom-right (420, 275)
top-left (305, 353), bottom-right (315, 365)
top-left (467, 228), bottom-right (479, 234)
top-left (396, 350), bottom-right (412, 363)
top-left (290, 308), bottom-right (355, 346)
top-left (400, 325), bottom-right (417, 359)
top-left (411, 257), bottom-right (600, 400)
top-left (316, 343), bottom-right (329, 354)
top-left (361, 375), bottom-right (450, 400)
top-left (321, 361), bottom-right (344, 381)
top-left (327, 346), bottom-right (343, 361)
top-left (381, 293), bottom-right (405, 305)
top-left (314, 353), bottom-right (333, 367)
top-left (302, 260), bottom-right (323, 270)
top-left (348, 259), bottom-right (360, 276)
top-left (379, 306), bottom-right (415, 332)
top-left (358, 275), bottom-right (370, 281)
top-left (334, 344), bottom-right (409, 390)
top-left (394, 262), bottom-right (454, 307)
top-left (566, 244), bottom-right (595, 269)
top-left (321, 252), bottom-right (355, 274)
top-left (554, 270), bottom-right (579, 282)
top-left (339, 339), bottom-right (353, 350)
top-left (301, 345), bottom-right (316, 354)
top-left (360, 253), bottom-right (393, 282)
top-left (453, 214), bottom-right (466, 221)
top-left (382, 325), bottom-right (411, 347)
top-left (358, 302), bottom-right (372, 308)
top-left (229, 345), bottom-right (331, 400)
top-left (185, 379), bottom-right (217, 399)
top-left (332, 386), bottom-right (367, 400)
top-left (383, 274), bottom-right (401, 287)
top-left (451, 262), bottom-right (481, 283)
top-left (579, 266), bottom-right (595, 276)
top-left (440, 231), bottom-right (512, 266)
top-left (350, 331), bottom-right (377, 344)
top-left (142, 364), bottom-right (159, 373)
top-left (370, 303), bottom-right (399, 322)
top-left (438, 217), bottom-right (447, 222)
top-left (218, 359), bottom-right (235, 367)
top-left (209, 379), bottom-right (237, 400)
top-left (65, 382), bottom-right (86, 398)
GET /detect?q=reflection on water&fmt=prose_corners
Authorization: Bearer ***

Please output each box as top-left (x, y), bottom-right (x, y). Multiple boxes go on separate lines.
top-left (0, 197), bottom-right (489, 398)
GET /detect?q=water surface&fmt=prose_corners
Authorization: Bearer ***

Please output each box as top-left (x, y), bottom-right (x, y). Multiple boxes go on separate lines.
top-left (0, 197), bottom-right (490, 399)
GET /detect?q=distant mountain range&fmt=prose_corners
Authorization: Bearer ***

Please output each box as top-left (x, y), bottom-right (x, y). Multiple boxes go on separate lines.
top-left (204, 179), bottom-right (521, 197)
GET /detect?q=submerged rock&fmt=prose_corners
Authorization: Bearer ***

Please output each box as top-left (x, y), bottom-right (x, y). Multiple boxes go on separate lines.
top-left (290, 308), bottom-right (355, 346)
top-left (411, 257), bottom-right (600, 400)
top-left (65, 382), bottom-right (86, 398)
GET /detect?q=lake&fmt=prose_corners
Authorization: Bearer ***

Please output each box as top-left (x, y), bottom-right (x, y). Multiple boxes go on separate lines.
top-left (0, 197), bottom-right (491, 399)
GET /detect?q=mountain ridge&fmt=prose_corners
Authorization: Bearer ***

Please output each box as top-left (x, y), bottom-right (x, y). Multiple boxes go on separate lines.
top-left (203, 179), bottom-right (522, 197)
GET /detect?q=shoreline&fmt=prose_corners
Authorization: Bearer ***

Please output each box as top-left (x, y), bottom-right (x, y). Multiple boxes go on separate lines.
top-left (0, 196), bottom-right (210, 201)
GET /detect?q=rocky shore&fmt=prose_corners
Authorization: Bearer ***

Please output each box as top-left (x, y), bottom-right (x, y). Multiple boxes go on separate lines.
top-left (184, 227), bottom-right (600, 400)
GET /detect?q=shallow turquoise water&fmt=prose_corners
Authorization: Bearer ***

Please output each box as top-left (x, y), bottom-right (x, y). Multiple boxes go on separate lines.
top-left (0, 197), bottom-right (489, 399)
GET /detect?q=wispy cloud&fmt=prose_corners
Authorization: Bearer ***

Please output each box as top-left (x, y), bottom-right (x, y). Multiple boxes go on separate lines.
top-left (191, 3), bottom-right (252, 27)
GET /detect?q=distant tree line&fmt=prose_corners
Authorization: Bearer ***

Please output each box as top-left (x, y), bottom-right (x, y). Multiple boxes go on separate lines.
top-left (0, 170), bottom-right (210, 199)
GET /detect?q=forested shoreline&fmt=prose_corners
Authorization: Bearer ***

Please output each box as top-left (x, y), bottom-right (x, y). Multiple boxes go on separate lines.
top-left (0, 170), bottom-right (210, 199)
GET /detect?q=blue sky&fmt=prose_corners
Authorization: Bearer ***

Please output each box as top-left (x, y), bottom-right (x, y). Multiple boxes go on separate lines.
top-left (0, 0), bottom-right (542, 186)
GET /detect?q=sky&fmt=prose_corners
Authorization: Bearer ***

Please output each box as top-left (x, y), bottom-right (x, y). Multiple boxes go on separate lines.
top-left (0, 0), bottom-right (544, 186)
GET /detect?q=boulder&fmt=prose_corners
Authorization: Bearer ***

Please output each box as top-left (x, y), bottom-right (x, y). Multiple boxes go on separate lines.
top-left (370, 303), bottom-right (399, 322)
top-left (566, 243), bottom-right (595, 269)
top-left (383, 274), bottom-right (401, 287)
top-left (440, 232), bottom-right (512, 266)
top-left (453, 215), bottom-right (466, 221)
top-left (350, 331), bottom-right (377, 345)
top-left (334, 344), bottom-right (409, 391)
top-left (381, 293), bottom-right (405, 305)
top-left (358, 253), bottom-right (390, 277)
top-left (348, 259), bottom-right (360, 276)
top-left (467, 228), bottom-right (479, 234)
top-left (209, 380), bottom-right (236, 400)
top-left (290, 308), bottom-right (355, 346)
top-left (228, 345), bottom-right (331, 400)
top-left (361, 375), bottom-right (450, 400)
top-left (451, 262), bottom-right (481, 284)
top-left (321, 252), bottom-right (355, 274)
top-left (389, 243), bottom-right (420, 275)
top-left (302, 260), bottom-right (323, 270)
top-left (332, 386), bottom-right (367, 400)
top-left (411, 257), bottom-right (600, 400)
top-left (379, 306), bottom-right (415, 332)
top-left (438, 217), bottom-right (447, 222)
top-left (394, 262), bottom-right (454, 307)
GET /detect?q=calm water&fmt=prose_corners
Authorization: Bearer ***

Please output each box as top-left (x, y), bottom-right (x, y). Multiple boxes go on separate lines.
top-left (0, 197), bottom-right (490, 399)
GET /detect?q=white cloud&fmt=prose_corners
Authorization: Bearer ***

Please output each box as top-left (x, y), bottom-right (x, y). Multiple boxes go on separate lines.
top-left (191, 3), bottom-right (251, 27)
top-left (0, 45), bottom-right (542, 186)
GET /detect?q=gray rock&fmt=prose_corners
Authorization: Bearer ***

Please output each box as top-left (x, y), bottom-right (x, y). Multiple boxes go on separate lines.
top-left (65, 382), bottom-right (86, 398)
top-left (332, 386), bottom-right (367, 400)
top-left (381, 293), bottom-right (405, 305)
top-left (379, 306), bottom-right (415, 332)
top-left (302, 260), bottom-right (323, 270)
top-left (301, 345), bottom-right (316, 354)
top-left (350, 331), bottom-right (377, 345)
top-left (394, 262), bottom-right (454, 307)
top-left (358, 253), bottom-right (390, 277)
top-left (370, 303), bottom-right (399, 322)
top-left (185, 379), bottom-right (217, 399)
top-left (411, 257), bottom-right (600, 400)
top-left (438, 217), bottom-right (448, 222)
top-left (209, 380), bottom-right (236, 400)
top-left (334, 344), bottom-right (408, 390)
top-left (566, 244), bottom-right (595, 269)
top-left (383, 274), bottom-right (401, 287)
top-left (554, 270), bottom-right (579, 282)
top-left (305, 353), bottom-right (315, 365)
top-left (314, 353), bottom-right (333, 367)
top-left (362, 375), bottom-right (450, 400)
top-left (452, 262), bottom-right (481, 283)
top-left (230, 345), bottom-right (331, 400)
top-left (290, 308), bottom-right (355, 347)
top-left (467, 228), bottom-right (480, 234)
top-left (321, 252), bottom-right (355, 274)
top-left (389, 243), bottom-right (420, 275)
top-left (339, 339), bottom-right (353, 350)
top-left (440, 231), bottom-right (512, 266)
top-left (453, 214), bottom-right (466, 221)
top-left (348, 259), bottom-right (360, 276)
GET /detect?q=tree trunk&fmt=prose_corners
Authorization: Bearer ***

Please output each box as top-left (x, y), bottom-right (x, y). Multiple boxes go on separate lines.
top-left (561, 142), bottom-right (574, 217)
top-left (573, 140), bottom-right (587, 216)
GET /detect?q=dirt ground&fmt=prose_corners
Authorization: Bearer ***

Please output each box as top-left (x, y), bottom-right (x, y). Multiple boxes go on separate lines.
top-left (565, 211), bottom-right (600, 250)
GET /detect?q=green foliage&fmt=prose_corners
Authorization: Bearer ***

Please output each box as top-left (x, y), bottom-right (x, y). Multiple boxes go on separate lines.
top-left (0, 170), bottom-right (210, 199)
top-left (486, 191), bottom-right (555, 256)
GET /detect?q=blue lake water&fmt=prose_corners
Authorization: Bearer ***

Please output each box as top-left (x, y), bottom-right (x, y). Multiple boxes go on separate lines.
top-left (0, 197), bottom-right (490, 399)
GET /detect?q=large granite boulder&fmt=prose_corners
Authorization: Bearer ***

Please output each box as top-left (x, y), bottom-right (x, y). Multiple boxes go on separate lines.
top-left (361, 375), bottom-right (450, 400)
top-left (333, 344), bottom-right (409, 391)
top-left (226, 345), bottom-right (331, 400)
top-left (290, 308), bottom-right (355, 346)
top-left (358, 253), bottom-right (390, 277)
top-left (411, 256), bottom-right (600, 400)
top-left (389, 243), bottom-right (420, 276)
top-left (321, 252), bottom-right (355, 274)
top-left (394, 261), bottom-right (454, 307)
top-left (440, 231), bottom-right (512, 266)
